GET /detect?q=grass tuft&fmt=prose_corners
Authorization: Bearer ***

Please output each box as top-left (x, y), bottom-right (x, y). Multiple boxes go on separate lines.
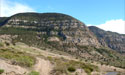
top-left (0, 69), bottom-right (4, 74)
top-left (28, 71), bottom-right (39, 75)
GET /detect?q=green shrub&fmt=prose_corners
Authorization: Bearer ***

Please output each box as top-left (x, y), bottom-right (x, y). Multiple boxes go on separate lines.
top-left (47, 57), bottom-right (98, 74)
top-left (83, 68), bottom-right (91, 75)
top-left (29, 71), bottom-right (39, 75)
top-left (67, 66), bottom-right (76, 72)
top-left (81, 63), bottom-right (98, 75)
top-left (0, 69), bottom-right (4, 74)
top-left (47, 56), bottom-right (53, 61)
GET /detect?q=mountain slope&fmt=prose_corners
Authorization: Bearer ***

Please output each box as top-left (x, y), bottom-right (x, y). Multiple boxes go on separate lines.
top-left (0, 13), bottom-right (125, 69)
top-left (89, 26), bottom-right (125, 54)
top-left (4, 13), bottom-right (100, 47)
top-left (0, 36), bottom-right (125, 75)
top-left (0, 13), bottom-right (101, 55)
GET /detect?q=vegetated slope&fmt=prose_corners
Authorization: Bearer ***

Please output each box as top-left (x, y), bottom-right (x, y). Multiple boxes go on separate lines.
top-left (0, 12), bottom-right (101, 55)
top-left (0, 36), bottom-right (124, 75)
top-left (89, 26), bottom-right (125, 54)
top-left (0, 13), bottom-right (125, 69)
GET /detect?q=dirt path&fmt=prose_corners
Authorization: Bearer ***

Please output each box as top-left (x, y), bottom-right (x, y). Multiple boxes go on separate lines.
top-left (34, 58), bottom-right (53, 75)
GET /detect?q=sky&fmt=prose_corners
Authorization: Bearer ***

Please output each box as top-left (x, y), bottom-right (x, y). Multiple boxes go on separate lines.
top-left (0, 0), bottom-right (125, 34)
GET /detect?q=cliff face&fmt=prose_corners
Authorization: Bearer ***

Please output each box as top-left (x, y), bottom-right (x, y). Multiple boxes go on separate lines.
top-left (3, 13), bottom-right (100, 48)
top-left (89, 26), bottom-right (125, 53)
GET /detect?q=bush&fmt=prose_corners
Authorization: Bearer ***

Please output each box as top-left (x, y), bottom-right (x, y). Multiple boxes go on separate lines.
top-left (29, 71), bottom-right (39, 75)
top-left (0, 69), bottom-right (4, 74)
top-left (83, 68), bottom-right (91, 75)
top-left (47, 56), bottom-right (53, 61)
top-left (67, 66), bottom-right (76, 72)
top-left (81, 63), bottom-right (98, 75)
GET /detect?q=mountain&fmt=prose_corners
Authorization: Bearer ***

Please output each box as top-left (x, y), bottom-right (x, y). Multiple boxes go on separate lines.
top-left (0, 13), bottom-right (125, 75)
top-left (0, 13), bottom-right (102, 54)
top-left (89, 26), bottom-right (125, 54)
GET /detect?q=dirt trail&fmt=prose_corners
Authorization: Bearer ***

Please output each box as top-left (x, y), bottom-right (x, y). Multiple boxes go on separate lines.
top-left (34, 58), bottom-right (53, 75)
top-left (31, 47), bottom-right (77, 60)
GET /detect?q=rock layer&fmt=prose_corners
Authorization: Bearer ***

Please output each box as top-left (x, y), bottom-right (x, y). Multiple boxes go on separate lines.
top-left (4, 13), bottom-right (101, 48)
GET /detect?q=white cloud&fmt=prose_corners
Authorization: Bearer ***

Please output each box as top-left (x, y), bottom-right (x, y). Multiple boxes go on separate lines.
top-left (0, 0), bottom-right (35, 17)
top-left (88, 19), bottom-right (125, 34)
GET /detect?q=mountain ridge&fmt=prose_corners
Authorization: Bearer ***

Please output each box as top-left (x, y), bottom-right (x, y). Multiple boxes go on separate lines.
top-left (89, 26), bottom-right (125, 54)
top-left (3, 12), bottom-right (101, 47)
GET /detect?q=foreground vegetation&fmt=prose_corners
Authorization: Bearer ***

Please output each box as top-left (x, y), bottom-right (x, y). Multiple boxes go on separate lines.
top-left (47, 56), bottom-right (99, 75)
top-left (0, 48), bottom-right (35, 67)
top-left (0, 26), bottom-right (125, 69)
top-left (0, 38), bottom-right (124, 75)
top-left (28, 71), bottom-right (40, 75)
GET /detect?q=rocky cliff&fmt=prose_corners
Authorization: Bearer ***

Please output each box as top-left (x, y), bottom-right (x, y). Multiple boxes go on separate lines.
top-left (89, 26), bottom-right (125, 54)
top-left (1, 13), bottom-right (101, 52)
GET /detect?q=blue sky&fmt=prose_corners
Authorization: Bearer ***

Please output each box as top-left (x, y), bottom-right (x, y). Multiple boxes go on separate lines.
top-left (1, 0), bottom-right (125, 34)
top-left (5, 0), bottom-right (124, 25)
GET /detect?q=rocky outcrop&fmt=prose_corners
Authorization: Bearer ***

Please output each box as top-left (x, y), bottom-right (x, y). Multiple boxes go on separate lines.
top-left (2, 13), bottom-right (101, 51)
top-left (89, 26), bottom-right (125, 53)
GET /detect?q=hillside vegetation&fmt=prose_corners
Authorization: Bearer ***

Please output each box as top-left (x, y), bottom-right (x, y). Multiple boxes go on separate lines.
top-left (0, 13), bottom-right (125, 75)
